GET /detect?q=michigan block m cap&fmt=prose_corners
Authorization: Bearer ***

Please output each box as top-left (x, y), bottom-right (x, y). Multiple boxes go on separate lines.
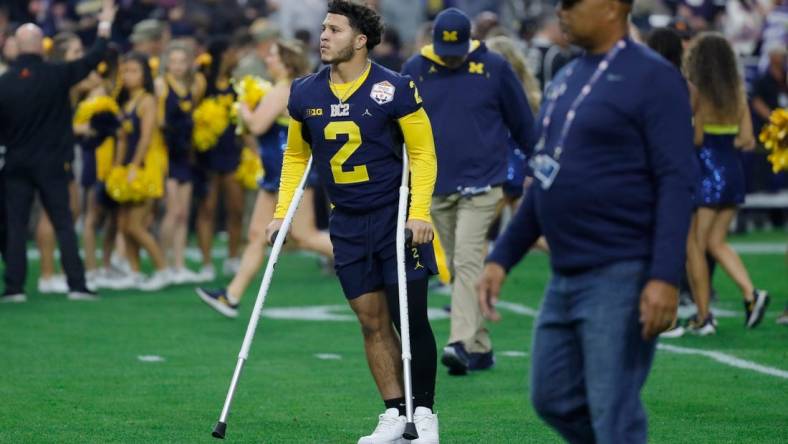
top-left (433, 8), bottom-right (471, 57)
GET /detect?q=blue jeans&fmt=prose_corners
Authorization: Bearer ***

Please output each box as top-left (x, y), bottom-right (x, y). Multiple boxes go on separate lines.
top-left (530, 260), bottom-right (656, 444)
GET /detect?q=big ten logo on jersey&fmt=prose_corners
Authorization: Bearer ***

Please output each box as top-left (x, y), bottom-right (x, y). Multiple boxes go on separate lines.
top-left (306, 108), bottom-right (323, 117)
top-left (330, 103), bottom-right (350, 117)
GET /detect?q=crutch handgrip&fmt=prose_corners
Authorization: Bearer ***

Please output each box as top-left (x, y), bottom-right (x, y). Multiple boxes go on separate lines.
top-left (269, 230), bottom-right (285, 246)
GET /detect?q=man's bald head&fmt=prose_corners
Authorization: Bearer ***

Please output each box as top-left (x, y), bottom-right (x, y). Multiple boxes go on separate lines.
top-left (15, 23), bottom-right (44, 55)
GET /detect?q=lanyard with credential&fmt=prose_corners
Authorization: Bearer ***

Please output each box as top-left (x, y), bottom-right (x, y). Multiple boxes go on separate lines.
top-left (530, 39), bottom-right (628, 189)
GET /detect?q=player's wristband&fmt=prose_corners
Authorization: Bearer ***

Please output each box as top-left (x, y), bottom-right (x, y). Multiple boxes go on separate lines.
top-left (98, 21), bottom-right (111, 34)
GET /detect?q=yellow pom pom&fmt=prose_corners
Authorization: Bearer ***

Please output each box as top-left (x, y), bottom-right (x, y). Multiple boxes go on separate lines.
top-left (192, 98), bottom-right (230, 151)
top-left (73, 96), bottom-right (121, 126)
top-left (234, 147), bottom-right (264, 190)
top-left (760, 108), bottom-right (788, 173)
top-left (43, 37), bottom-right (53, 55)
top-left (149, 56), bottom-right (160, 74)
top-left (196, 53), bottom-right (212, 68)
top-left (231, 75), bottom-right (272, 135)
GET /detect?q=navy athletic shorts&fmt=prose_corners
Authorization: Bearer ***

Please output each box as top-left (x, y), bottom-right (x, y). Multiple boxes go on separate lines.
top-left (329, 203), bottom-right (437, 300)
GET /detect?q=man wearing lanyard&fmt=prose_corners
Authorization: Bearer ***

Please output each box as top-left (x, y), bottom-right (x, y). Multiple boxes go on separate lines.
top-left (478, 0), bottom-right (694, 442)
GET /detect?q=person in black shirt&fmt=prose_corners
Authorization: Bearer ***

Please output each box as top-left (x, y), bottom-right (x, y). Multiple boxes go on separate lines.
top-left (0, 0), bottom-right (116, 303)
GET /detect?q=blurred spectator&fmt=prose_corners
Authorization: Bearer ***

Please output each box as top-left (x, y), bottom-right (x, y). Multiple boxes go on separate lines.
top-left (1, 32), bottom-right (18, 75)
top-left (130, 19), bottom-right (168, 57)
top-left (646, 27), bottom-right (684, 69)
top-left (760, 0), bottom-right (788, 51)
top-left (526, 12), bottom-right (578, 89)
top-left (273, 0), bottom-right (326, 40)
top-left (751, 41), bottom-right (788, 133)
top-left (675, 0), bottom-right (726, 32)
top-left (379, 0), bottom-right (424, 48)
top-left (723, 0), bottom-right (768, 56)
top-left (166, 1), bottom-right (195, 38)
top-left (235, 18), bottom-right (279, 80)
top-left (372, 27), bottom-right (404, 71)
top-left (413, 21), bottom-right (433, 55)
top-left (472, 11), bottom-right (499, 40)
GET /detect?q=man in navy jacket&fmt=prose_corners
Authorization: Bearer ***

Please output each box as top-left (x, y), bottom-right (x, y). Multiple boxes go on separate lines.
top-left (478, 0), bottom-right (695, 441)
top-left (402, 7), bottom-right (535, 375)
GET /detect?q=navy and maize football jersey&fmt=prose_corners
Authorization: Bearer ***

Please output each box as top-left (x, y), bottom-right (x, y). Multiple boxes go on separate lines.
top-left (288, 62), bottom-right (422, 212)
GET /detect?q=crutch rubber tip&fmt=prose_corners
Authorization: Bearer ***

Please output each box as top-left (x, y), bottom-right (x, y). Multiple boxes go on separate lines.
top-left (402, 422), bottom-right (419, 440)
top-left (212, 421), bottom-right (227, 439)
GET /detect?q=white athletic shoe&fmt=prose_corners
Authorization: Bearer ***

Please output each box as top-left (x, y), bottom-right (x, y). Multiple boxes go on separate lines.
top-left (194, 264), bottom-right (216, 283)
top-left (67, 290), bottom-right (99, 301)
top-left (100, 269), bottom-right (138, 290)
top-left (358, 408), bottom-right (406, 444)
top-left (38, 275), bottom-right (69, 294)
top-left (170, 267), bottom-right (201, 284)
top-left (138, 270), bottom-right (170, 292)
top-left (0, 293), bottom-right (27, 303)
top-left (222, 257), bottom-right (241, 276)
top-left (111, 254), bottom-right (132, 274)
top-left (410, 407), bottom-right (439, 443)
top-left (85, 270), bottom-right (100, 291)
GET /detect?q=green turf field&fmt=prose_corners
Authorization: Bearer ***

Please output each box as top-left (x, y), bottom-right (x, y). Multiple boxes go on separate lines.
top-left (0, 237), bottom-right (786, 443)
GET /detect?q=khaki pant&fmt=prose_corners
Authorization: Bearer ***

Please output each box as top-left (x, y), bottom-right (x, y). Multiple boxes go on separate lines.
top-left (431, 187), bottom-right (503, 353)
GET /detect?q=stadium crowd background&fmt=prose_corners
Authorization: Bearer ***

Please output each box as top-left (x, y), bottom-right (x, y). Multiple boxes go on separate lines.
top-left (0, 0), bottom-right (785, 294)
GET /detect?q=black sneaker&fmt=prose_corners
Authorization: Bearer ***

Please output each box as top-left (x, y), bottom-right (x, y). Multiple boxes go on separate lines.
top-left (196, 287), bottom-right (239, 318)
top-left (468, 350), bottom-right (495, 371)
top-left (686, 313), bottom-right (716, 336)
top-left (744, 289), bottom-right (769, 329)
top-left (441, 342), bottom-right (469, 376)
top-left (67, 289), bottom-right (99, 301)
top-left (0, 292), bottom-right (27, 303)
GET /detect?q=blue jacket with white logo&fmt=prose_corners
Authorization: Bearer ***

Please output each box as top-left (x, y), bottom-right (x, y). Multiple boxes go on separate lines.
top-left (402, 42), bottom-right (535, 196)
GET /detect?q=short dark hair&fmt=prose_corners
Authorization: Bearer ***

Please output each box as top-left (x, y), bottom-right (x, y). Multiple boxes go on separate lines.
top-left (327, 0), bottom-right (383, 51)
top-left (646, 27), bottom-right (683, 70)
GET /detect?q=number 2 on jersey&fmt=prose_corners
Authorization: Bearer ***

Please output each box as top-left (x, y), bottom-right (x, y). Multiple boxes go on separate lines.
top-left (325, 121), bottom-right (369, 184)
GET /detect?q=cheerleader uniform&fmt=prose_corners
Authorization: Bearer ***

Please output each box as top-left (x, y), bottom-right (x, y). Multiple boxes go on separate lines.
top-left (198, 80), bottom-right (240, 174)
top-left (120, 93), bottom-right (168, 199)
top-left (696, 124), bottom-right (746, 207)
top-left (161, 75), bottom-right (195, 183)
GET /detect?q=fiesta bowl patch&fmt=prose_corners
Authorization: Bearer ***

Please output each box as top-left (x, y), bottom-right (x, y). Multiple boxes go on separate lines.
top-left (370, 81), bottom-right (395, 105)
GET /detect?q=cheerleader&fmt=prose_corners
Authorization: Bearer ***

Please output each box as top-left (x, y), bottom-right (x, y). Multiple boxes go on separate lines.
top-left (156, 40), bottom-right (205, 283)
top-left (684, 33), bottom-right (769, 330)
top-left (73, 46), bottom-right (124, 290)
top-left (113, 52), bottom-right (169, 291)
top-left (197, 40), bottom-right (333, 318)
top-left (194, 37), bottom-right (244, 281)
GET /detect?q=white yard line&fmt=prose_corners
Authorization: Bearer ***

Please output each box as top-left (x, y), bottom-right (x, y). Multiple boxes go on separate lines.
top-left (498, 301), bottom-right (788, 380)
top-left (657, 344), bottom-right (788, 380)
